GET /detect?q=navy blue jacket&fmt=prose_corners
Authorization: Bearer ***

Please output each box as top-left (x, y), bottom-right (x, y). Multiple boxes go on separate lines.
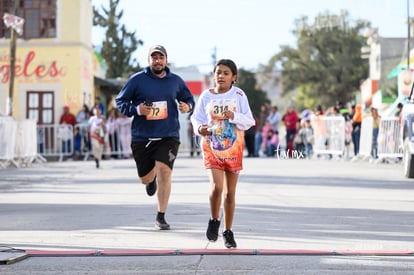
top-left (115, 66), bottom-right (195, 142)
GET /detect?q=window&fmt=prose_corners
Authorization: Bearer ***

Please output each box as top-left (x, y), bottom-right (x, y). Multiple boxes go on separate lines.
top-left (0, 0), bottom-right (57, 39)
top-left (27, 91), bottom-right (54, 124)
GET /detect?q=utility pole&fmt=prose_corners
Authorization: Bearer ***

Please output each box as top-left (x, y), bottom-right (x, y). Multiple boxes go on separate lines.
top-left (7, 0), bottom-right (20, 117)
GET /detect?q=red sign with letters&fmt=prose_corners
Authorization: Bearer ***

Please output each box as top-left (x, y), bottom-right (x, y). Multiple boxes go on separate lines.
top-left (0, 50), bottom-right (66, 83)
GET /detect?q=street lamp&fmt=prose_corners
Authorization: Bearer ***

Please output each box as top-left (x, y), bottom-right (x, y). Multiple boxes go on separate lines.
top-left (2, 1), bottom-right (24, 117)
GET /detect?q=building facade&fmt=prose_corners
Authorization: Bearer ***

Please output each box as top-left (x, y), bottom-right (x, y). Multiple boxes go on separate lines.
top-left (0, 0), bottom-right (94, 124)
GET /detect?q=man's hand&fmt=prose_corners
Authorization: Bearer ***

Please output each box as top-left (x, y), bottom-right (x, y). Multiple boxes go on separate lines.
top-left (178, 101), bottom-right (191, 113)
top-left (139, 102), bottom-right (152, 116)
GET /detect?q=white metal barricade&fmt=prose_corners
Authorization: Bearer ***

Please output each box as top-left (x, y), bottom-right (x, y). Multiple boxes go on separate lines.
top-left (377, 117), bottom-right (403, 160)
top-left (311, 116), bottom-right (345, 157)
top-left (15, 119), bottom-right (38, 167)
top-left (74, 121), bottom-right (131, 161)
top-left (0, 117), bottom-right (18, 168)
top-left (38, 124), bottom-right (74, 161)
top-left (114, 118), bottom-right (132, 158)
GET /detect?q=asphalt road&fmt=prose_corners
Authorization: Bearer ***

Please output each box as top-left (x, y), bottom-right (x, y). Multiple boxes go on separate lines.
top-left (1, 154), bottom-right (414, 274)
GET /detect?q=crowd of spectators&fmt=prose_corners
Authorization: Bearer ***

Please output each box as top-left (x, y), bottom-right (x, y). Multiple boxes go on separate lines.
top-left (245, 101), bottom-right (404, 160)
top-left (57, 97), bottom-right (132, 164)
top-left (54, 98), bottom-right (404, 163)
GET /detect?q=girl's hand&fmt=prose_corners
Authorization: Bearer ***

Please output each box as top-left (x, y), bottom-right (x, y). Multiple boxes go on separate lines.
top-left (222, 110), bottom-right (234, 120)
top-left (198, 124), bottom-right (210, 136)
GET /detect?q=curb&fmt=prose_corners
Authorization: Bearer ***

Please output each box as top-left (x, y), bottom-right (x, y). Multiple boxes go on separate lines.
top-left (24, 249), bottom-right (414, 257)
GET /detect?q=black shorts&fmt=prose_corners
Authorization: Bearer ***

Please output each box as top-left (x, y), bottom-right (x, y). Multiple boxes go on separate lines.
top-left (131, 138), bottom-right (180, 177)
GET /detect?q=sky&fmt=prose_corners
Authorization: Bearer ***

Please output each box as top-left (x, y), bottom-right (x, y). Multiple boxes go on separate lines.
top-left (91, 0), bottom-right (414, 73)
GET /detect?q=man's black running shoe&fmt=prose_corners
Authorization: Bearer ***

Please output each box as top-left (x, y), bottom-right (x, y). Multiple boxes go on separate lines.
top-left (155, 216), bottom-right (170, 230)
top-left (146, 177), bottom-right (157, 196)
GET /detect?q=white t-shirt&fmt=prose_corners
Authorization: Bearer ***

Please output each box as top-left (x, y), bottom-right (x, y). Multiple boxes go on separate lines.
top-left (88, 116), bottom-right (105, 135)
top-left (191, 86), bottom-right (255, 134)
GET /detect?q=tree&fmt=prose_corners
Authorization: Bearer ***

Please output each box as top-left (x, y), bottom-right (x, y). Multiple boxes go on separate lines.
top-left (264, 10), bottom-right (369, 109)
top-left (93, 0), bottom-right (143, 78)
top-left (237, 68), bottom-right (270, 118)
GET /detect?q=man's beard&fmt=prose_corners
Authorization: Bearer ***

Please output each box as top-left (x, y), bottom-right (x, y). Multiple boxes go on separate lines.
top-left (152, 68), bottom-right (164, 75)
